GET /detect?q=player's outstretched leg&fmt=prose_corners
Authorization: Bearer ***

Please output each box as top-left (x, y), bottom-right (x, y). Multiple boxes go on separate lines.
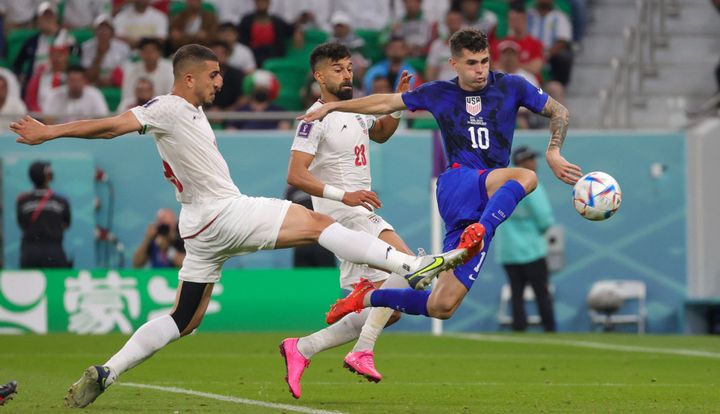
top-left (0, 380), bottom-right (17, 406)
top-left (65, 282), bottom-right (212, 408)
top-left (404, 248), bottom-right (468, 290)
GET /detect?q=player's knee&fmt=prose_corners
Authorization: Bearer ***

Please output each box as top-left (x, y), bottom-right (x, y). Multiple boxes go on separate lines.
top-left (304, 210), bottom-right (336, 240)
top-left (428, 300), bottom-right (458, 320)
top-left (516, 169), bottom-right (537, 194)
top-left (386, 310), bottom-right (402, 326)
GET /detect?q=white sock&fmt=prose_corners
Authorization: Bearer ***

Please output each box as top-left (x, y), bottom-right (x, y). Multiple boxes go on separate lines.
top-left (318, 223), bottom-right (418, 275)
top-left (353, 273), bottom-right (409, 352)
top-left (296, 308), bottom-right (370, 359)
top-left (104, 314), bottom-right (180, 386)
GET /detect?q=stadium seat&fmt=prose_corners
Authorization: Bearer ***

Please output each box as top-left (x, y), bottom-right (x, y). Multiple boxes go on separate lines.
top-left (485, 0), bottom-right (510, 38)
top-left (100, 87), bottom-right (121, 112)
top-left (6, 28), bottom-right (39, 69)
top-left (497, 283), bottom-right (555, 328)
top-left (355, 29), bottom-right (383, 64)
top-left (169, 1), bottom-right (216, 16)
top-left (262, 58), bottom-right (309, 110)
top-left (303, 29), bottom-right (328, 47)
top-left (70, 28), bottom-right (95, 45)
top-left (587, 280), bottom-right (647, 333)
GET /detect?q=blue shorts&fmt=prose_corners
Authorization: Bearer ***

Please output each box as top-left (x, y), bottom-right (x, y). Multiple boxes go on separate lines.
top-left (437, 164), bottom-right (494, 290)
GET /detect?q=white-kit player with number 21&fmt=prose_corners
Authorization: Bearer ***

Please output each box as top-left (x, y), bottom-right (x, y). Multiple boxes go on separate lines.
top-left (279, 43), bottom-right (417, 398)
top-left (11, 44), bottom-right (473, 408)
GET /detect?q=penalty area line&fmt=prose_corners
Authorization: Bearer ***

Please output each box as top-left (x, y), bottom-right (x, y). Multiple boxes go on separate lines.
top-left (449, 333), bottom-right (720, 359)
top-left (119, 382), bottom-right (347, 414)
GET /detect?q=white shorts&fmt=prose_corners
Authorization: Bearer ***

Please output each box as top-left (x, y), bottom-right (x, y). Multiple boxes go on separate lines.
top-left (321, 205), bottom-right (395, 290)
top-left (179, 195), bottom-right (291, 283)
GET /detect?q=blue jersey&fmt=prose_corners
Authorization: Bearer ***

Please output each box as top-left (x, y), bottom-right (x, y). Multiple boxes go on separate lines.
top-left (401, 72), bottom-right (548, 169)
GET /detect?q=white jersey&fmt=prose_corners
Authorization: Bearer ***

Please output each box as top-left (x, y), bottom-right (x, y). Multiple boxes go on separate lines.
top-left (290, 100), bottom-right (376, 213)
top-left (130, 94), bottom-right (241, 238)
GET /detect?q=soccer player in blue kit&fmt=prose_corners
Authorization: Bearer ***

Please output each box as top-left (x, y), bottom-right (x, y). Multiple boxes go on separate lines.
top-left (299, 28), bottom-right (582, 324)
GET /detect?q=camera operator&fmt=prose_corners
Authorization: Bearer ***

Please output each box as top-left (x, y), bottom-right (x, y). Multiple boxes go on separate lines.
top-left (132, 208), bottom-right (185, 268)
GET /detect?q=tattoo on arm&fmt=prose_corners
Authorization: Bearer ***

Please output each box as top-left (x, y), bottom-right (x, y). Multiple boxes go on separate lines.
top-left (540, 97), bottom-right (569, 151)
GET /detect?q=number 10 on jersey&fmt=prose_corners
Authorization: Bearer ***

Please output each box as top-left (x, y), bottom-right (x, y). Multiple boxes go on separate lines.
top-left (468, 126), bottom-right (490, 150)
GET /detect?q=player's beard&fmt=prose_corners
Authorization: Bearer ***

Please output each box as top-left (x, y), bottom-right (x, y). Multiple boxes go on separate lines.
top-left (333, 82), bottom-right (354, 101)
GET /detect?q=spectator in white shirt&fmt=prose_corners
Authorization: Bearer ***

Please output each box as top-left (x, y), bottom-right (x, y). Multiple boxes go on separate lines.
top-left (113, 0), bottom-right (169, 48)
top-left (0, 68), bottom-right (22, 100)
top-left (268, 0), bottom-right (330, 29)
top-left (81, 14), bottom-right (131, 87)
top-left (1, 0), bottom-right (43, 32)
top-left (62, 0), bottom-right (112, 29)
top-left (333, 0), bottom-right (392, 30)
top-left (44, 65), bottom-right (109, 122)
top-left (24, 32), bottom-right (73, 112)
top-left (217, 22), bottom-right (256, 74)
top-left (425, 9), bottom-right (464, 81)
top-left (13, 3), bottom-right (77, 89)
top-left (117, 77), bottom-right (155, 112)
top-left (388, 0), bottom-right (433, 57)
top-left (527, 0), bottom-right (573, 86)
top-left (206, 0), bottom-right (254, 24)
top-left (0, 75), bottom-right (28, 132)
top-left (120, 38), bottom-right (173, 103)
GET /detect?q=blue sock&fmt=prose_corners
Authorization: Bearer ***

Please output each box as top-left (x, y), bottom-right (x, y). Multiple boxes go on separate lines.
top-left (479, 179), bottom-right (526, 240)
top-left (370, 288), bottom-right (431, 316)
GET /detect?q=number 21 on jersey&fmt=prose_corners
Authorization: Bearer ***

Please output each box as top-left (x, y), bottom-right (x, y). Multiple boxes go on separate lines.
top-left (468, 126), bottom-right (490, 150)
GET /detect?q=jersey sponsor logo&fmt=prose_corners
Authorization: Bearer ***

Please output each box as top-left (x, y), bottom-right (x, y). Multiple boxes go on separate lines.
top-left (296, 121), bottom-right (313, 138)
top-left (466, 96), bottom-right (482, 116)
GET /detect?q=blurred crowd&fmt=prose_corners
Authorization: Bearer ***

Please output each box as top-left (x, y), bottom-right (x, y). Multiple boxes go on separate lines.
top-left (0, 0), bottom-right (585, 130)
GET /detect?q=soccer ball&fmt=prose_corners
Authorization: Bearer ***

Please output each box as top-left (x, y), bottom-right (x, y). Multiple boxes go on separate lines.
top-left (572, 172), bottom-right (622, 221)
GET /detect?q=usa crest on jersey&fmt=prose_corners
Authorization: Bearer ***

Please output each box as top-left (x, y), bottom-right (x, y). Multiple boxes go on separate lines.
top-left (466, 96), bottom-right (482, 116)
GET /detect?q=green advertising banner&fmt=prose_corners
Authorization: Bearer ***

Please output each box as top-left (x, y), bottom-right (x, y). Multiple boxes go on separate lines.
top-left (0, 269), bottom-right (341, 334)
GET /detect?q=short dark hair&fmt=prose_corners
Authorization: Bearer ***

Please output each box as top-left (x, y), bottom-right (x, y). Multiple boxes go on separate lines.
top-left (449, 28), bottom-right (489, 56)
top-left (172, 44), bottom-right (218, 77)
top-left (138, 37), bottom-right (162, 51)
top-left (509, 0), bottom-right (526, 13)
top-left (209, 40), bottom-right (231, 53)
top-left (218, 22), bottom-right (237, 32)
top-left (67, 64), bottom-right (86, 74)
top-left (309, 42), bottom-right (351, 71)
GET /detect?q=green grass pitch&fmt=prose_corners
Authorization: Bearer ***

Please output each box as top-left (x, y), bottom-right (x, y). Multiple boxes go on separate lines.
top-left (2, 332), bottom-right (719, 413)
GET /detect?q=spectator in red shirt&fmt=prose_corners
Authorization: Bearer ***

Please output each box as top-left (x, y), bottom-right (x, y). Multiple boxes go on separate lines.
top-left (491, 2), bottom-right (544, 82)
top-left (237, 0), bottom-right (294, 67)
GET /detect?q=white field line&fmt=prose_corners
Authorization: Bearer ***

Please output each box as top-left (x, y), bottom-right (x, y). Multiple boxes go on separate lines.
top-left (449, 333), bottom-right (720, 359)
top-left (119, 382), bottom-right (347, 414)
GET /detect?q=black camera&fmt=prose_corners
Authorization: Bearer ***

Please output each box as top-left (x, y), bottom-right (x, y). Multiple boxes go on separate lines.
top-left (157, 224), bottom-right (170, 236)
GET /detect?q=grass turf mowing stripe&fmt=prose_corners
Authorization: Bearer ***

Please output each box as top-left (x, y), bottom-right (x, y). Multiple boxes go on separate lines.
top-left (119, 382), bottom-right (347, 414)
top-left (450, 333), bottom-right (720, 359)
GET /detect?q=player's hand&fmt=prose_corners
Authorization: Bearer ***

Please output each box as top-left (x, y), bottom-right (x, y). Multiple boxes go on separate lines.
top-left (342, 190), bottom-right (382, 211)
top-left (546, 150), bottom-right (583, 185)
top-left (144, 224), bottom-right (157, 240)
top-left (297, 102), bottom-right (336, 123)
top-left (11, 116), bottom-right (53, 146)
top-left (395, 70), bottom-right (413, 93)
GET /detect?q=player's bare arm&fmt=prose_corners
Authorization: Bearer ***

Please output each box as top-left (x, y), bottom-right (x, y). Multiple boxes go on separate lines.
top-left (369, 71), bottom-right (413, 143)
top-left (539, 97), bottom-right (583, 185)
top-left (299, 93), bottom-right (407, 123)
top-left (288, 150), bottom-right (381, 211)
top-left (12, 111), bottom-right (142, 145)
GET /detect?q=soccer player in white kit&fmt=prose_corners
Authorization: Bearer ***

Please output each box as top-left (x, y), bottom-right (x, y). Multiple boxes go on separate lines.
top-left (11, 44), bottom-right (472, 408)
top-left (279, 43), bottom-right (416, 398)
